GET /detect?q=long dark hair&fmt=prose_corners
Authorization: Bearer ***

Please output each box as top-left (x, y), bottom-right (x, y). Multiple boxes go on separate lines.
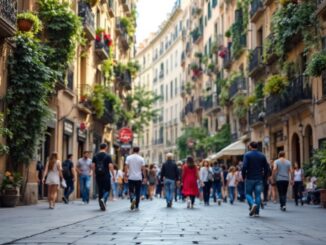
top-left (186, 156), bottom-right (195, 168)
top-left (48, 152), bottom-right (58, 170)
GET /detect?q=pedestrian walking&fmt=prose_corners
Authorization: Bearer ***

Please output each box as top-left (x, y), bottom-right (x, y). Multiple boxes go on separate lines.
top-left (62, 154), bottom-right (76, 204)
top-left (269, 160), bottom-right (277, 203)
top-left (92, 143), bottom-right (113, 211)
top-left (273, 151), bottom-right (292, 211)
top-left (148, 164), bottom-right (157, 200)
top-left (125, 146), bottom-right (147, 211)
top-left (236, 166), bottom-right (245, 202)
top-left (36, 160), bottom-right (44, 199)
top-left (182, 156), bottom-right (199, 209)
top-left (43, 152), bottom-right (63, 209)
top-left (226, 166), bottom-right (237, 205)
top-left (140, 165), bottom-right (149, 200)
top-left (175, 162), bottom-right (183, 202)
top-left (116, 167), bottom-right (124, 198)
top-left (160, 153), bottom-right (179, 208)
top-left (110, 165), bottom-right (117, 200)
top-left (242, 142), bottom-right (269, 216)
top-left (262, 161), bottom-right (272, 208)
top-left (199, 160), bottom-right (213, 206)
top-left (222, 164), bottom-right (228, 203)
top-left (292, 163), bottom-right (304, 206)
top-left (212, 162), bottom-right (223, 205)
top-left (122, 164), bottom-right (129, 198)
top-left (77, 150), bottom-right (92, 204)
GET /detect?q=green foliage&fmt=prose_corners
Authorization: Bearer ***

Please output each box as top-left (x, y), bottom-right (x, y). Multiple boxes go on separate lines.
top-left (7, 35), bottom-right (54, 170)
top-left (225, 28), bottom-right (231, 38)
top-left (176, 127), bottom-right (207, 159)
top-left (218, 72), bottom-right (241, 106)
top-left (0, 113), bottom-right (12, 155)
top-left (195, 124), bottom-right (231, 153)
top-left (38, 0), bottom-right (84, 80)
top-left (264, 74), bottom-right (289, 96)
top-left (1, 171), bottom-right (23, 191)
top-left (102, 58), bottom-right (114, 81)
top-left (236, 0), bottom-right (250, 33)
top-left (120, 8), bottom-right (137, 45)
top-left (127, 60), bottom-right (140, 77)
top-left (271, 2), bottom-right (317, 62)
top-left (306, 51), bottom-right (326, 77)
top-left (311, 145), bottom-right (326, 188)
top-left (17, 12), bottom-right (43, 34)
top-left (233, 95), bottom-right (248, 119)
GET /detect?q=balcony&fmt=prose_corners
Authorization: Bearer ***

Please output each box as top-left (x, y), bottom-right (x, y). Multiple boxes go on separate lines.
top-left (229, 76), bottom-right (247, 99)
top-left (115, 18), bottom-right (122, 36)
top-left (116, 70), bottom-right (132, 90)
top-left (153, 77), bottom-right (158, 84)
top-left (223, 45), bottom-right (232, 70)
top-left (264, 34), bottom-right (277, 65)
top-left (191, 26), bottom-right (203, 44)
top-left (249, 46), bottom-right (264, 77)
top-left (316, 0), bottom-right (326, 16)
top-left (95, 40), bottom-right (110, 60)
top-left (265, 75), bottom-right (312, 116)
top-left (185, 101), bottom-right (194, 115)
top-left (181, 51), bottom-right (186, 66)
top-left (194, 97), bottom-right (205, 112)
top-left (122, 0), bottom-right (131, 13)
top-left (250, 0), bottom-right (264, 22)
top-left (159, 70), bottom-right (164, 79)
top-left (153, 138), bottom-right (164, 145)
top-left (249, 104), bottom-right (265, 127)
top-left (97, 99), bottom-right (115, 124)
top-left (186, 42), bottom-right (191, 56)
top-left (231, 132), bottom-right (238, 142)
top-left (0, 0), bottom-right (17, 38)
top-left (120, 31), bottom-right (129, 50)
top-left (78, 2), bottom-right (96, 40)
top-left (107, 0), bottom-right (115, 17)
top-left (77, 84), bottom-right (93, 113)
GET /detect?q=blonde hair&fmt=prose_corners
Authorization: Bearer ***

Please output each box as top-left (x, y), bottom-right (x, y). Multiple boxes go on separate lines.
top-left (166, 152), bottom-right (174, 160)
top-left (228, 166), bottom-right (236, 174)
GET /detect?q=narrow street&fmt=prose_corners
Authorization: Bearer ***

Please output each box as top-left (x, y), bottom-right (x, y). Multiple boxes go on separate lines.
top-left (1, 199), bottom-right (325, 245)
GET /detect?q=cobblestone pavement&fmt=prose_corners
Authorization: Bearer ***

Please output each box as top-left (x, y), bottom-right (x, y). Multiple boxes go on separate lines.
top-left (1, 198), bottom-right (326, 245)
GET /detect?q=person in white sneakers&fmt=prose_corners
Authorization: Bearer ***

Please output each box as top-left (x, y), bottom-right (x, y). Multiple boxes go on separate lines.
top-left (125, 146), bottom-right (147, 211)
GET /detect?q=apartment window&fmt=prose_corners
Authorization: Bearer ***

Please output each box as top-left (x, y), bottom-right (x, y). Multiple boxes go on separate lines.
top-left (175, 78), bottom-right (178, 95)
top-left (212, 0), bottom-right (217, 8)
top-left (170, 55), bottom-right (173, 71)
top-left (160, 84), bottom-right (164, 101)
top-left (166, 84), bottom-right (169, 101)
top-left (179, 20), bottom-right (182, 31)
top-left (175, 50), bottom-right (178, 67)
top-left (208, 2), bottom-right (212, 20)
top-left (170, 81), bottom-right (173, 98)
top-left (166, 60), bottom-right (169, 75)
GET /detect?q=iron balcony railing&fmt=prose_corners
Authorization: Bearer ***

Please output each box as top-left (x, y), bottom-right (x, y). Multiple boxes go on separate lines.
top-left (107, 0), bottom-right (115, 17)
top-left (229, 76), bottom-right (246, 98)
top-left (78, 2), bottom-right (95, 39)
top-left (185, 101), bottom-right (194, 115)
top-left (223, 45), bottom-right (232, 69)
top-left (250, 0), bottom-right (264, 19)
top-left (231, 133), bottom-right (238, 142)
top-left (159, 70), bottom-right (164, 79)
top-left (0, 0), bottom-right (17, 37)
top-left (265, 75), bottom-right (312, 115)
top-left (95, 40), bottom-right (110, 60)
top-left (153, 138), bottom-right (164, 145)
top-left (249, 46), bottom-right (263, 73)
top-left (249, 103), bottom-right (265, 126)
top-left (191, 26), bottom-right (203, 43)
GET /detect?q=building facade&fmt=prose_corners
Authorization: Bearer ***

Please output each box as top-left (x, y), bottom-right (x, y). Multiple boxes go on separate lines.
top-left (0, 0), bottom-right (136, 204)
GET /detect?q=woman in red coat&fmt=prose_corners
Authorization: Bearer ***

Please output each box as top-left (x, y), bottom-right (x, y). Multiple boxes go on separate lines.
top-left (182, 156), bottom-right (199, 208)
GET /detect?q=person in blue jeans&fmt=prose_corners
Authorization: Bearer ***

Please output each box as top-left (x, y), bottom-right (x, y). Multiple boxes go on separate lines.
top-left (77, 150), bottom-right (93, 204)
top-left (242, 141), bottom-right (269, 217)
top-left (160, 153), bottom-right (179, 208)
top-left (212, 162), bottom-right (223, 205)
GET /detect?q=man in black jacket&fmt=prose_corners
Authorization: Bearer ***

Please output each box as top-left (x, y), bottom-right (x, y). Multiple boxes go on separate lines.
top-left (161, 153), bottom-right (179, 208)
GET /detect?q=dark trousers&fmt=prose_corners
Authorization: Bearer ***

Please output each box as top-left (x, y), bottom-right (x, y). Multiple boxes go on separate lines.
top-left (129, 180), bottom-right (142, 208)
top-left (64, 179), bottom-right (74, 200)
top-left (237, 181), bottom-right (245, 202)
top-left (277, 181), bottom-right (289, 207)
top-left (212, 181), bottom-right (222, 201)
top-left (97, 178), bottom-right (110, 202)
top-left (203, 181), bottom-right (212, 204)
top-left (293, 181), bottom-right (303, 205)
top-left (187, 195), bottom-right (195, 205)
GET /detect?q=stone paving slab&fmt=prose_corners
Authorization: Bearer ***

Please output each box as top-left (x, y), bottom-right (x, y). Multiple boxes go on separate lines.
top-left (1, 198), bottom-right (326, 244)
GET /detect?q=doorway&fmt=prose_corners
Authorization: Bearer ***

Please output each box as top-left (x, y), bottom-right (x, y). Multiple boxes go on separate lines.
top-left (292, 133), bottom-right (301, 166)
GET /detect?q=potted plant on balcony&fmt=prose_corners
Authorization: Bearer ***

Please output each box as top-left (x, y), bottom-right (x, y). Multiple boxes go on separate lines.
top-left (0, 171), bottom-right (23, 207)
top-left (218, 47), bottom-right (228, 58)
top-left (306, 51), bottom-right (326, 77)
top-left (263, 74), bottom-right (289, 96)
top-left (17, 12), bottom-right (42, 33)
top-left (87, 0), bottom-right (99, 7)
top-left (233, 95), bottom-right (248, 125)
top-left (311, 145), bottom-right (326, 208)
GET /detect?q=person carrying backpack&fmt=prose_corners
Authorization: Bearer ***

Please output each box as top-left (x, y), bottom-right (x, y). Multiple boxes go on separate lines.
top-left (62, 154), bottom-right (76, 204)
top-left (212, 162), bottom-right (223, 205)
top-left (92, 143), bottom-right (113, 211)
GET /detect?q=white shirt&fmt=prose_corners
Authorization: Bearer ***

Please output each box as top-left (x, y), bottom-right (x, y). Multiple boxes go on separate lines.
top-left (200, 167), bottom-right (212, 182)
top-left (294, 169), bottom-right (303, 182)
top-left (125, 153), bottom-right (145, 181)
top-left (226, 173), bottom-right (237, 187)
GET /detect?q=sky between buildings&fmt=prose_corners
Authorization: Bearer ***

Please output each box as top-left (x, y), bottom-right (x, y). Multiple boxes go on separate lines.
top-left (136, 0), bottom-right (176, 44)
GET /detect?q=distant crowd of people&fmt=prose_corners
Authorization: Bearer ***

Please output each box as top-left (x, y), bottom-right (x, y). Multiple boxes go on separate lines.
top-left (39, 142), bottom-right (320, 216)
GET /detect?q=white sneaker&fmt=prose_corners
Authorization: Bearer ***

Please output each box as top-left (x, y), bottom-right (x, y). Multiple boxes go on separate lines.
top-left (187, 199), bottom-right (191, 209)
top-left (249, 204), bottom-right (257, 216)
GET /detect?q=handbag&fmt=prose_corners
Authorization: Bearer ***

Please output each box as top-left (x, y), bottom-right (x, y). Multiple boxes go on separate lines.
top-left (61, 179), bottom-right (67, 188)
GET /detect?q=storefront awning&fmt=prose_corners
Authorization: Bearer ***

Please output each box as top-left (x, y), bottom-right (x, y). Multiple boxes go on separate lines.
top-left (209, 140), bottom-right (246, 160)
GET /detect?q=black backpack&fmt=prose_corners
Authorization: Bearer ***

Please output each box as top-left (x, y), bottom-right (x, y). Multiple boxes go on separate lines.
top-left (213, 167), bottom-right (222, 182)
top-left (62, 160), bottom-right (72, 179)
top-left (95, 155), bottom-right (107, 176)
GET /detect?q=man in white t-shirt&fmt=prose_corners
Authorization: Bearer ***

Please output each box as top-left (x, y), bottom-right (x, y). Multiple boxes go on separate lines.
top-left (125, 146), bottom-right (146, 211)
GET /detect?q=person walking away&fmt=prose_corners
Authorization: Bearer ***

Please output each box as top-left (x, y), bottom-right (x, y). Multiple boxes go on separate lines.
top-left (242, 142), bottom-right (269, 216)
top-left (221, 165), bottom-right (228, 203)
top-left (140, 165), bottom-right (149, 200)
top-left (273, 151), bottom-right (292, 211)
top-left (212, 162), bottom-right (223, 205)
top-left (116, 167), bottom-right (124, 198)
top-left (77, 150), bottom-right (92, 204)
top-left (226, 166), bottom-right (237, 205)
top-left (92, 143), bottom-right (113, 211)
top-left (122, 164), bottom-right (129, 198)
top-left (269, 160), bottom-right (277, 203)
top-left (292, 163), bottom-right (304, 206)
top-left (175, 162), bottom-right (183, 202)
top-left (148, 164), bottom-right (157, 200)
top-left (182, 156), bottom-right (199, 209)
top-left (160, 153), bottom-right (179, 207)
top-left (36, 161), bottom-right (44, 200)
top-left (110, 165), bottom-right (118, 200)
top-left (199, 160), bottom-right (213, 206)
top-left (62, 154), bottom-right (76, 204)
top-left (43, 152), bottom-right (63, 209)
top-left (236, 166), bottom-right (245, 202)
top-left (262, 161), bottom-right (272, 208)
top-left (125, 146), bottom-right (147, 211)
